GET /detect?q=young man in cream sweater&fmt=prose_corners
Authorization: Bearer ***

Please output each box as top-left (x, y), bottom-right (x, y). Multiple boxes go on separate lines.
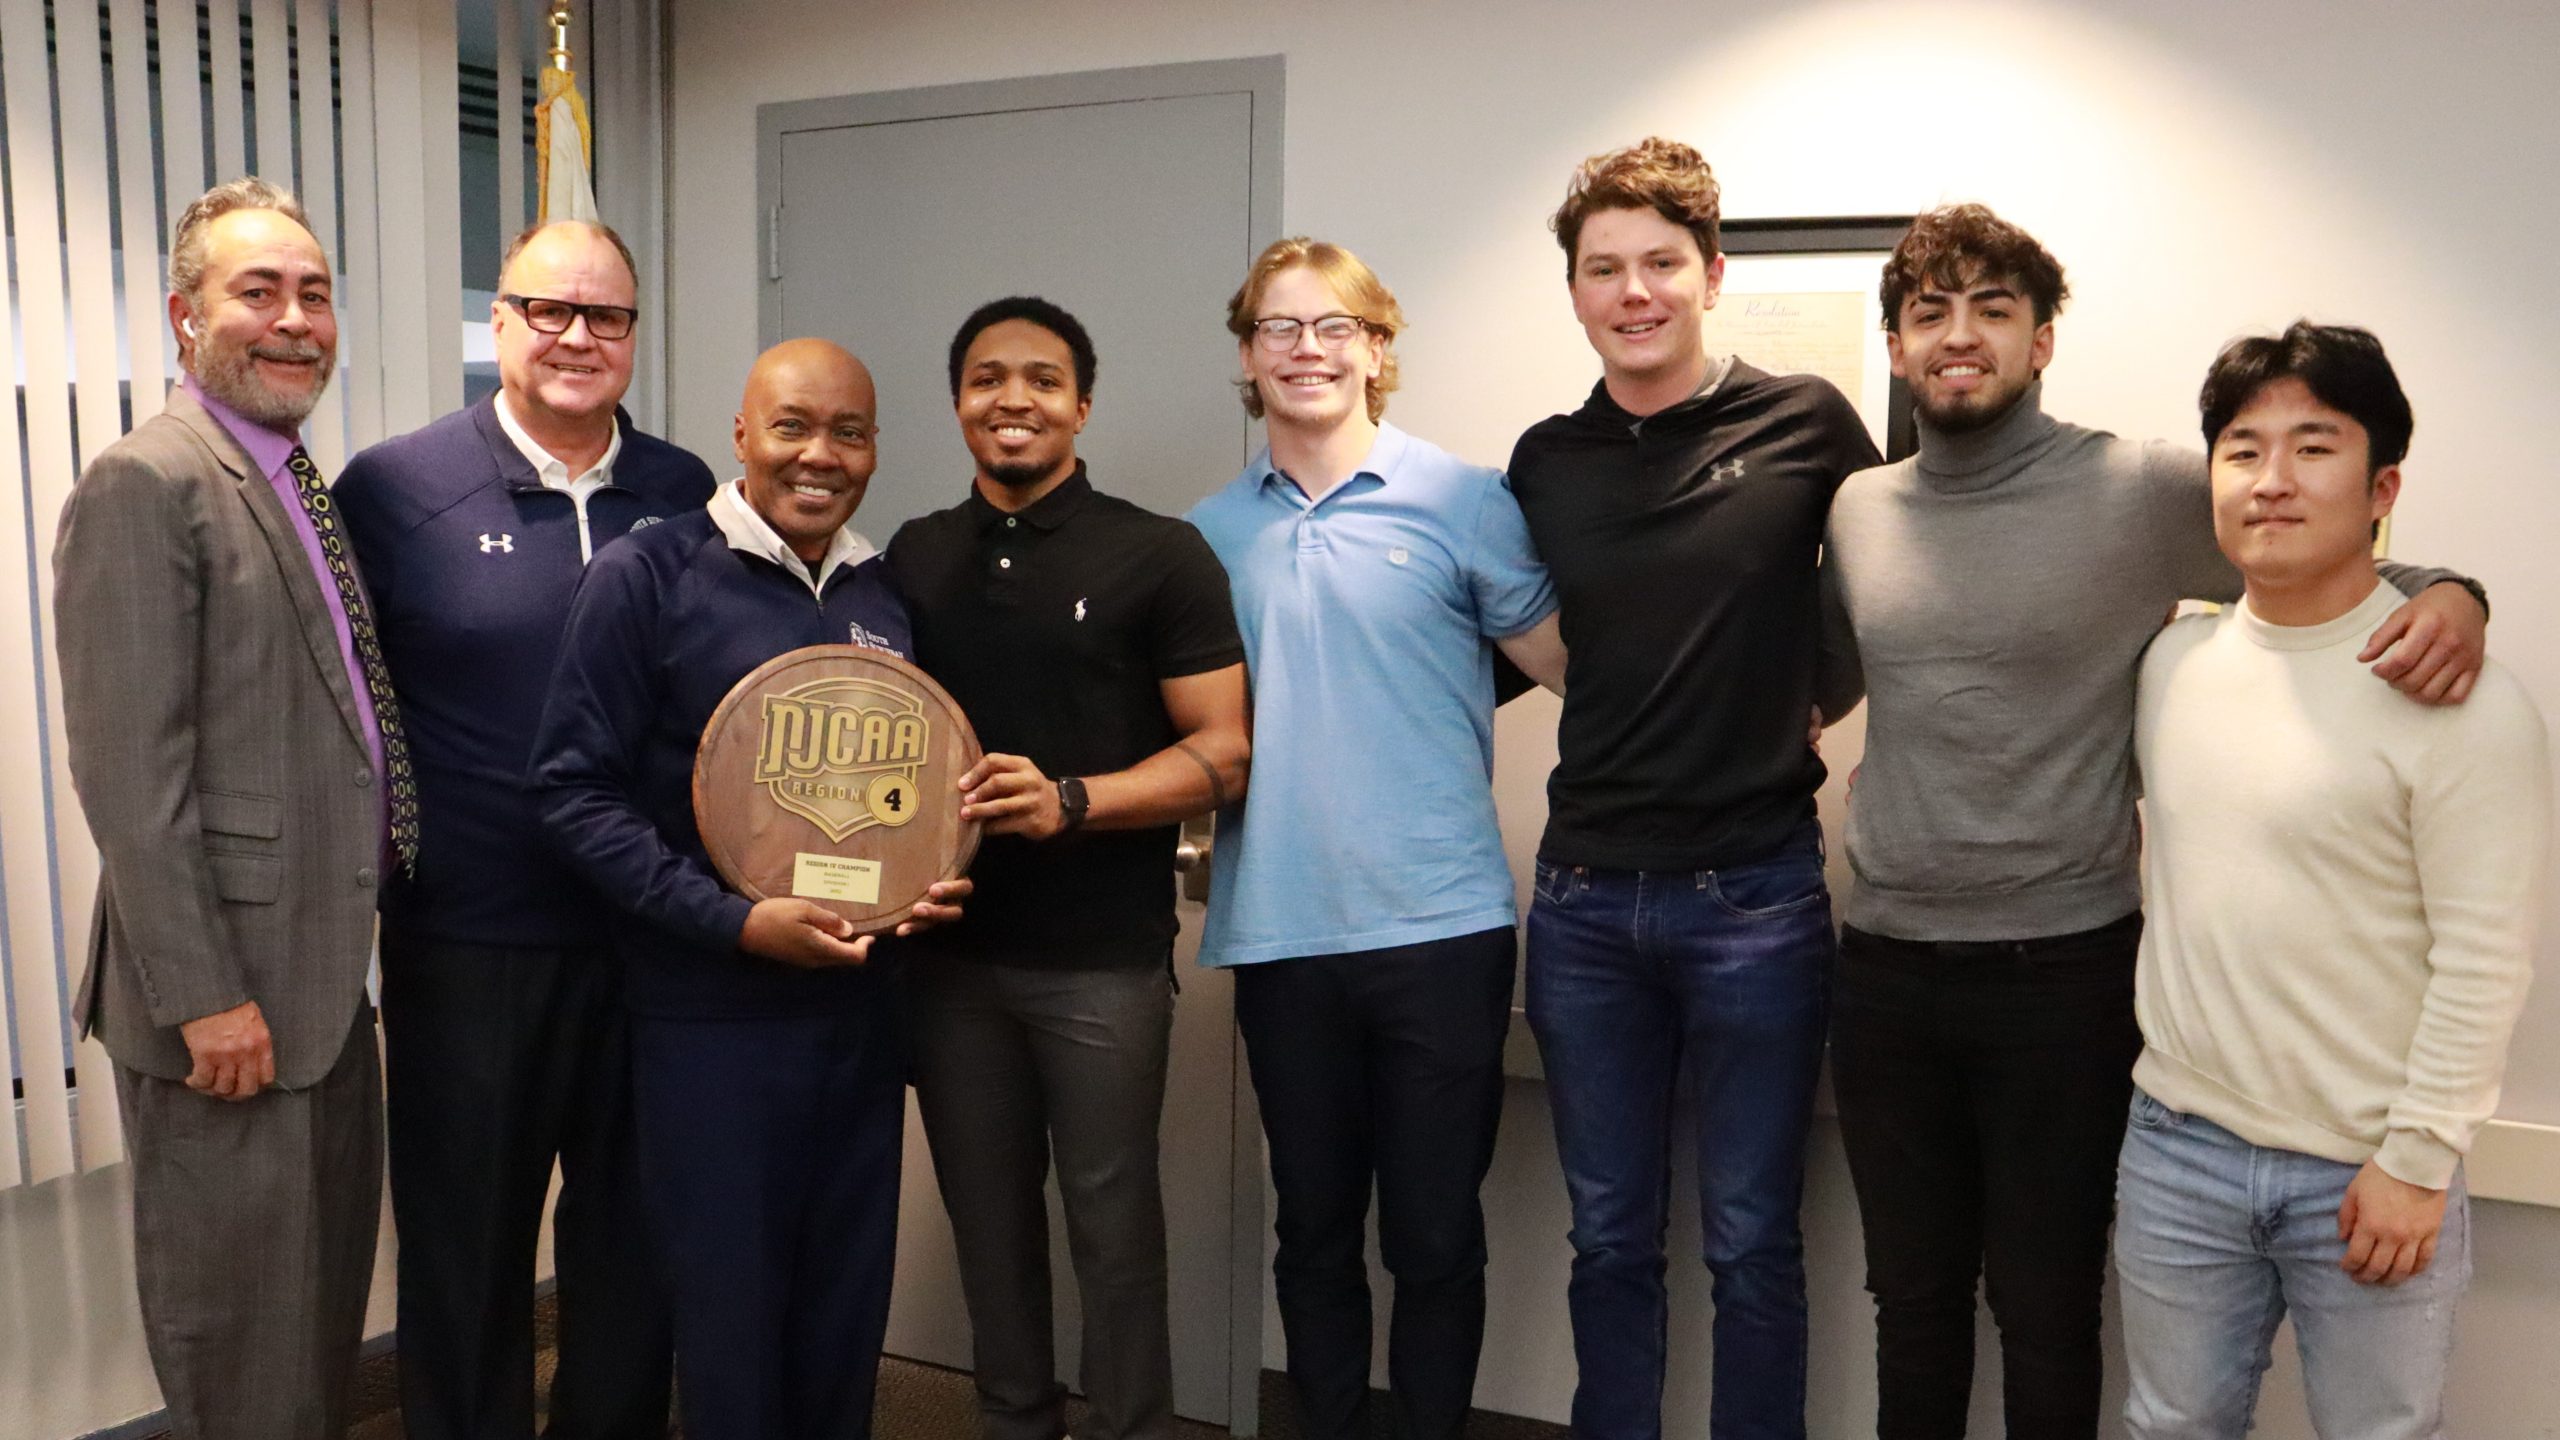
top-left (2121, 322), bottom-right (2550, 1439)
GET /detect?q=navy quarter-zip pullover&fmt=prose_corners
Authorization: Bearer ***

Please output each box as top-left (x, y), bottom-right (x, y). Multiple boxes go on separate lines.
top-left (532, 500), bottom-right (912, 1017)
top-left (337, 397), bottom-right (716, 944)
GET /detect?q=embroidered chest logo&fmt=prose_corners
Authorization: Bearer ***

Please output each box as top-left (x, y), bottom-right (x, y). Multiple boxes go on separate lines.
top-left (752, 677), bottom-right (928, 840)
top-left (1074, 598), bottom-right (1088, 622)
top-left (847, 620), bottom-right (902, 655)
top-left (1388, 546), bottom-right (1411, 566)
top-left (630, 515), bottom-right (664, 531)
top-left (478, 532), bottom-right (514, 554)
top-left (1708, 459), bottom-right (1747, 484)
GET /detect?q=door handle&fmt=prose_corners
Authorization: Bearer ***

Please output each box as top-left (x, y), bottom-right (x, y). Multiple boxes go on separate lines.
top-left (1174, 833), bottom-right (1212, 903)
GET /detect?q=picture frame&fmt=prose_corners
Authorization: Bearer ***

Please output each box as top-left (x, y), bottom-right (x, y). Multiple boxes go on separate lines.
top-left (1716, 216), bottom-right (1917, 462)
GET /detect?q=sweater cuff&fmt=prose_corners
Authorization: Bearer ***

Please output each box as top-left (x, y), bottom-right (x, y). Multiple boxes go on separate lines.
top-left (2374, 1128), bottom-right (2461, 1191)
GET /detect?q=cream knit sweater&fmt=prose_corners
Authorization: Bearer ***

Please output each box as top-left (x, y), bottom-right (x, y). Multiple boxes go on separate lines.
top-left (2132, 580), bottom-right (2550, 1189)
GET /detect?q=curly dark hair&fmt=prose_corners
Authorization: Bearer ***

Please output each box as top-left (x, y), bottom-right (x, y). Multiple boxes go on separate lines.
top-left (1879, 203), bottom-right (2069, 331)
top-left (1550, 137), bottom-right (1721, 275)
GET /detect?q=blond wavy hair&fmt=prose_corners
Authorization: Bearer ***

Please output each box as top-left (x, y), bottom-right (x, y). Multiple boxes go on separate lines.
top-left (1225, 237), bottom-right (1404, 423)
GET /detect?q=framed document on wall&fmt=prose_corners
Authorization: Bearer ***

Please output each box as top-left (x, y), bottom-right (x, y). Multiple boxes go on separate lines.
top-left (1714, 216), bottom-right (1916, 462)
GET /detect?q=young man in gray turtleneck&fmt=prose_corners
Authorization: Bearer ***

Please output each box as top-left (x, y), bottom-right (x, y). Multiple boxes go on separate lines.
top-left (1820, 203), bottom-right (2491, 1440)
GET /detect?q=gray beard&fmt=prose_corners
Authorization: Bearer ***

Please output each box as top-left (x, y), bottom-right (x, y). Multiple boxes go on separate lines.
top-left (192, 342), bottom-right (331, 430)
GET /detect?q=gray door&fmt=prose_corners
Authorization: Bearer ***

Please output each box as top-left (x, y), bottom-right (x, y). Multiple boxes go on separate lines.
top-left (761, 59), bottom-right (1281, 1430)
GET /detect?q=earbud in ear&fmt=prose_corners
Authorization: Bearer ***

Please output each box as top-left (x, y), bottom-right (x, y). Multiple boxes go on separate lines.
top-left (180, 317), bottom-right (198, 338)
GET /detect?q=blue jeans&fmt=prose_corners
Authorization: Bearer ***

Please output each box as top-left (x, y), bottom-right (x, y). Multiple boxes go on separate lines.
top-left (2115, 1089), bottom-right (2471, 1440)
top-left (1525, 824), bottom-right (1833, 1440)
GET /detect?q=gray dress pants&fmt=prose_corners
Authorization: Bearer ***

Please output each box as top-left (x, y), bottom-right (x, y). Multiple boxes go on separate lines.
top-left (113, 1008), bottom-right (383, 1440)
top-left (909, 956), bottom-right (1176, 1440)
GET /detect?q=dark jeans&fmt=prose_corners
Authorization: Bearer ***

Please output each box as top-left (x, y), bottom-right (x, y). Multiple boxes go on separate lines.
top-left (1233, 927), bottom-right (1517, 1440)
top-left (1524, 823), bottom-right (1833, 1440)
top-left (1829, 913), bottom-right (2144, 1440)
top-left (631, 1000), bottom-right (906, 1440)
top-left (380, 932), bottom-right (671, 1440)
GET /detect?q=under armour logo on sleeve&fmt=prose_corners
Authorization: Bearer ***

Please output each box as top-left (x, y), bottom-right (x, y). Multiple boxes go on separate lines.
top-left (1709, 460), bottom-right (1747, 483)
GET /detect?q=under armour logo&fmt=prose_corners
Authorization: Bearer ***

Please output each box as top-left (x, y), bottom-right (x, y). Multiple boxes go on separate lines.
top-left (1074, 598), bottom-right (1088, 622)
top-left (478, 533), bottom-right (514, 554)
top-left (1709, 460), bottom-right (1747, 483)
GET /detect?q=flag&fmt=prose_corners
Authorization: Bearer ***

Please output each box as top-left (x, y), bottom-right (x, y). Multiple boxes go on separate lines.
top-left (536, 57), bottom-right (598, 223)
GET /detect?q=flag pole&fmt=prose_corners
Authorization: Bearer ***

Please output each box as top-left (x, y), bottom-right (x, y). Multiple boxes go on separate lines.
top-left (535, 2), bottom-right (599, 223)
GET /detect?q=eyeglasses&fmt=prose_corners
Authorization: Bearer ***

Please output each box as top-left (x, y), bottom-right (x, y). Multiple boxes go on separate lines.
top-left (501, 294), bottom-right (638, 341)
top-left (1249, 313), bottom-right (1373, 352)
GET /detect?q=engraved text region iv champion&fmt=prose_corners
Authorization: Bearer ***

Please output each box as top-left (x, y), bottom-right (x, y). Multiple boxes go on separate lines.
top-left (694, 645), bottom-right (981, 934)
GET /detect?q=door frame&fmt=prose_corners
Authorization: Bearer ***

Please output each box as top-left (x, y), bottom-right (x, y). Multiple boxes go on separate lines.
top-left (753, 56), bottom-right (1284, 1437)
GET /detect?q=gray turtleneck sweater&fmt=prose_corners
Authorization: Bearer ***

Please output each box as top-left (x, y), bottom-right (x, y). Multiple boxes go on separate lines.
top-left (1825, 384), bottom-right (2463, 941)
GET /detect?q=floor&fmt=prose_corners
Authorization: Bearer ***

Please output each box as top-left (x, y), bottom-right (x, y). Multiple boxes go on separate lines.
top-left (7, 1159), bottom-right (1566, 1440)
top-left (0, 1158), bottom-right (401, 1440)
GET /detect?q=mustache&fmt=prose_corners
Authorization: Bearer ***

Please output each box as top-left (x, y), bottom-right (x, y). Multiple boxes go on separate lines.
top-left (249, 342), bottom-right (326, 363)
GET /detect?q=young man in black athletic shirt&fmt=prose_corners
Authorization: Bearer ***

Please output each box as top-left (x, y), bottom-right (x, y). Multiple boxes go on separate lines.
top-left (1507, 137), bottom-right (1874, 1440)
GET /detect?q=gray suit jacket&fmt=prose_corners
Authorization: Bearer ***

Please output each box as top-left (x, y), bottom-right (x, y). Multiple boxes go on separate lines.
top-left (54, 387), bottom-right (386, 1089)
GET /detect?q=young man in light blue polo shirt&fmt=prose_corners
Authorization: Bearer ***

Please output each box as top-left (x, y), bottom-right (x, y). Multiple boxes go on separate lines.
top-left (1187, 238), bottom-right (1565, 1440)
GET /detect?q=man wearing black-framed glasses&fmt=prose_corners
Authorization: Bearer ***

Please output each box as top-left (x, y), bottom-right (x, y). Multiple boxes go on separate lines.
top-left (500, 292), bottom-right (640, 342)
top-left (335, 218), bottom-right (714, 1440)
top-left (1189, 237), bottom-right (1563, 1440)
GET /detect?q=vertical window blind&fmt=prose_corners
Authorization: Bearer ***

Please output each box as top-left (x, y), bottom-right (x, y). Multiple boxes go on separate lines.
top-left (0, 0), bottom-right (490, 1187)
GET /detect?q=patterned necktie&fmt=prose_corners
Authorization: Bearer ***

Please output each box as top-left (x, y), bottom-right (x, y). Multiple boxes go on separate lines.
top-left (284, 445), bottom-right (420, 876)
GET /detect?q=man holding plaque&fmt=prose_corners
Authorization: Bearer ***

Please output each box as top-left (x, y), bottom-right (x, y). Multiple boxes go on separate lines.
top-left (888, 296), bottom-right (1251, 1440)
top-left (1186, 237), bottom-right (1563, 1440)
top-left (337, 218), bottom-right (706, 1440)
top-left (534, 338), bottom-right (964, 1440)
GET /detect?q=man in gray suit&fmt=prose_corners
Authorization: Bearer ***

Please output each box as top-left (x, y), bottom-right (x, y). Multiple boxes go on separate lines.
top-left (53, 176), bottom-right (404, 1440)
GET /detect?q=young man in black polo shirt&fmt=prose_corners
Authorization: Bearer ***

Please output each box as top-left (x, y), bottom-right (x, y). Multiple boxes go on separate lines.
top-left (1506, 138), bottom-right (1874, 1440)
top-left (886, 296), bottom-right (1251, 1440)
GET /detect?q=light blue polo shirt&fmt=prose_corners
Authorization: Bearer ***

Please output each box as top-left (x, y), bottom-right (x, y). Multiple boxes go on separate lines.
top-left (1186, 423), bottom-right (1557, 967)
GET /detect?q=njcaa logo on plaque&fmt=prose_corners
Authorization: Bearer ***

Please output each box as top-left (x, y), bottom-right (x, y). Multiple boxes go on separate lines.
top-left (753, 677), bottom-right (929, 840)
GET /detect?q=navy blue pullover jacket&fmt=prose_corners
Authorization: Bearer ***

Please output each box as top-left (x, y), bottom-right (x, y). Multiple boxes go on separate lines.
top-left (336, 398), bottom-right (716, 945)
top-left (531, 508), bottom-right (913, 1018)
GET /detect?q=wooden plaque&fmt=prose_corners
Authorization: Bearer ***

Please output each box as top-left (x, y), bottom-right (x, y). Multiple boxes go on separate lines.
top-left (693, 645), bottom-right (982, 935)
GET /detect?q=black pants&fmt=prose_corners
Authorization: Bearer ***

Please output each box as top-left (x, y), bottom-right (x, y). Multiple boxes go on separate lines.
top-left (1233, 927), bottom-right (1517, 1440)
top-left (380, 932), bottom-right (671, 1440)
top-left (1829, 913), bottom-right (2144, 1440)
top-left (632, 1001), bottom-right (906, 1440)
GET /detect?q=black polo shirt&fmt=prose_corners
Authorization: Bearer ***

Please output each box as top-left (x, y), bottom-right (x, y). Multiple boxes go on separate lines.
top-left (887, 464), bottom-right (1244, 968)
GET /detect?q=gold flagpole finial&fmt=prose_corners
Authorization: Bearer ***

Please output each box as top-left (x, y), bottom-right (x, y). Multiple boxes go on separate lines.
top-left (548, 2), bottom-right (574, 73)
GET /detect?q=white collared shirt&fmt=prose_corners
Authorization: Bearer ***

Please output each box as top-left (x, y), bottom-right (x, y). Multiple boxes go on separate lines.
top-left (709, 478), bottom-right (877, 599)
top-left (496, 391), bottom-right (624, 562)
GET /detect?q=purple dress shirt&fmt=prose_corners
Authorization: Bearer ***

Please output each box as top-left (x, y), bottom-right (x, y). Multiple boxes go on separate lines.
top-left (184, 377), bottom-right (386, 792)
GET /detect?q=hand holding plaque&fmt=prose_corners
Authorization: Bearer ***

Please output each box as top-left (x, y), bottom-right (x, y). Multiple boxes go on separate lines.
top-left (694, 645), bottom-right (982, 937)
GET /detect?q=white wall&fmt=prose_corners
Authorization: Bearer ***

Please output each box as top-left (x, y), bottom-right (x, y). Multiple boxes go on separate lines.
top-left (663, 1), bottom-right (2560, 1432)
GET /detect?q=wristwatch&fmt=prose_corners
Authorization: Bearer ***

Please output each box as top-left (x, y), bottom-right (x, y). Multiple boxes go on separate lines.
top-left (1056, 775), bottom-right (1090, 834)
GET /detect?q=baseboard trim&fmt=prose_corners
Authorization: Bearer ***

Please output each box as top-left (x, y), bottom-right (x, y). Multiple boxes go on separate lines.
top-left (2469, 1118), bottom-right (2560, 1208)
